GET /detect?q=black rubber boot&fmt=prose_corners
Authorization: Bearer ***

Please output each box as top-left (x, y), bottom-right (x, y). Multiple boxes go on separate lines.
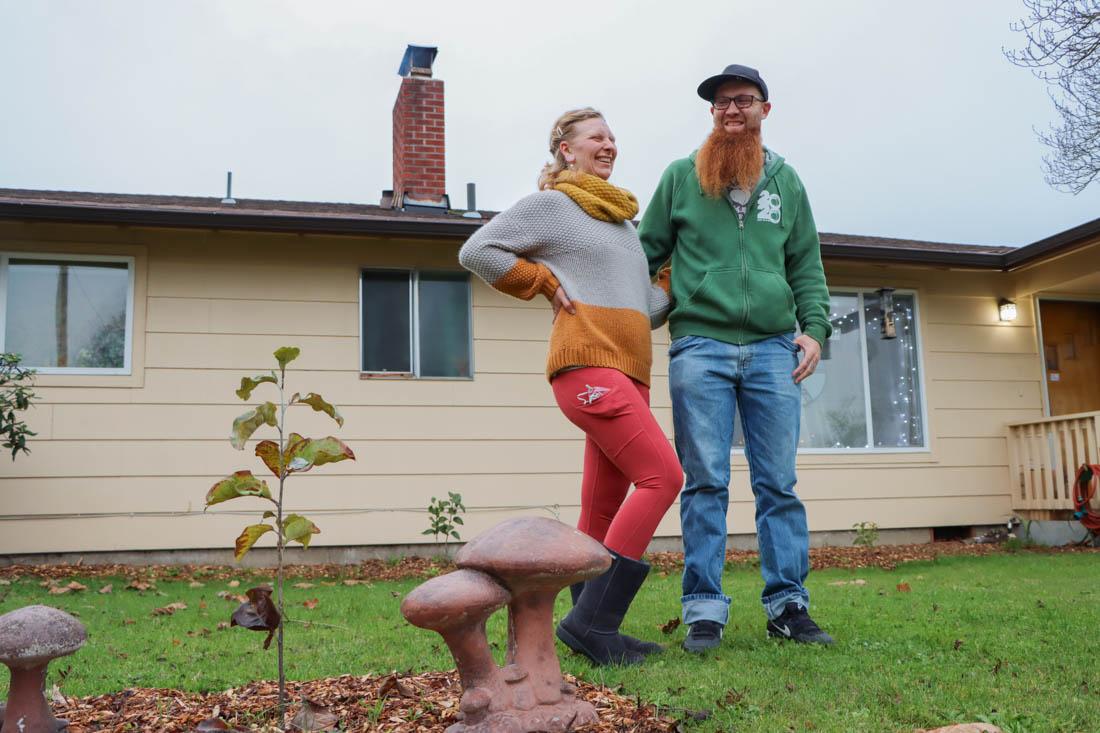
top-left (556, 552), bottom-right (650, 665)
top-left (570, 581), bottom-right (663, 656)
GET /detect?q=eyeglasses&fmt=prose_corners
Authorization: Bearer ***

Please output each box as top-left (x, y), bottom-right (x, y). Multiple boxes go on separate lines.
top-left (713, 94), bottom-right (764, 110)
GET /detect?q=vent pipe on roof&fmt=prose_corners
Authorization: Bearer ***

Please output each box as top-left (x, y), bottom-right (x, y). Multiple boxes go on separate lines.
top-left (462, 182), bottom-right (481, 219)
top-left (221, 171), bottom-right (236, 205)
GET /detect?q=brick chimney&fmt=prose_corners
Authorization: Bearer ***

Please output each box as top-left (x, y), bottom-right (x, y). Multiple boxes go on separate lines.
top-left (391, 45), bottom-right (447, 209)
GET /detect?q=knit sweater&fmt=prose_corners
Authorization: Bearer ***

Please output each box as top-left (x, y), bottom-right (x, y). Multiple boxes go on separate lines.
top-left (458, 190), bottom-right (670, 385)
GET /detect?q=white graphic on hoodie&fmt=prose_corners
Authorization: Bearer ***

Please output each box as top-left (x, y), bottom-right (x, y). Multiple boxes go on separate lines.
top-left (756, 189), bottom-right (781, 224)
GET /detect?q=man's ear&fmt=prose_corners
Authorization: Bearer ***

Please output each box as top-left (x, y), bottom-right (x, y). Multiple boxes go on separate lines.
top-left (761, 101), bottom-right (772, 119)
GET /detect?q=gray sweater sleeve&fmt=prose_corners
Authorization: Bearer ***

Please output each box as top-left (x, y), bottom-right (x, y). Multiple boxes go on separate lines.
top-left (457, 193), bottom-right (561, 295)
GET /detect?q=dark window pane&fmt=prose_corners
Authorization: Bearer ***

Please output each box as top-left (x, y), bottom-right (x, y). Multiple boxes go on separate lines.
top-left (418, 272), bottom-right (471, 377)
top-left (362, 270), bottom-right (411, 372)
top-left (5, 259), bottom-right (129, 369)
top-left (864, 292), bottom-right (924, 447)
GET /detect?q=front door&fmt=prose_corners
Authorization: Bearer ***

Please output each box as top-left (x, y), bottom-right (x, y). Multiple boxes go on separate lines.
top-left (1039, 299), bottom-right (1100, 416)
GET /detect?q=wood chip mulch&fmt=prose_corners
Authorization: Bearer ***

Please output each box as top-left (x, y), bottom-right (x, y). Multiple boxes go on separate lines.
top-left (54, 671), bottom-right (683, 732)
top-left (2, 540), bottom-right (1096, 586)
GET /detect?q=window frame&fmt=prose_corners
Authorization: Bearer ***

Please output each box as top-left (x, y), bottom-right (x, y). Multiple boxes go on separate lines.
top-left (796, 286), bottom-right (930, 455)
top-left (0, 251), bottom-right (136, 376)
top-left (358, 267), bottom-right (473, 380)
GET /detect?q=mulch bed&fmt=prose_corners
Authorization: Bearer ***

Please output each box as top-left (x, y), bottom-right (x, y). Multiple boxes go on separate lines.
top-left (54, 672), bottom-right (683, 732)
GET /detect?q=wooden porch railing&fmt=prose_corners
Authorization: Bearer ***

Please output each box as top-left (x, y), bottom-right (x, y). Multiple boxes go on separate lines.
top-left (1007, 411), bottom-right (1100, 511)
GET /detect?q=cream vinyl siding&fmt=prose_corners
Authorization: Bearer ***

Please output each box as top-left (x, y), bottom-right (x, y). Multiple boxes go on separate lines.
top-left (0, 221), bottom-right (1050, 554)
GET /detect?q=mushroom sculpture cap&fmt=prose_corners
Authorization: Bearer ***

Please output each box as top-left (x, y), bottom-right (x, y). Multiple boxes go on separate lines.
top-left (401, 569), bottom-right (511, 631)
top-left (456, 517), bottom-right (611, 590)
top-left (0, 604), bottom-right (87, 668)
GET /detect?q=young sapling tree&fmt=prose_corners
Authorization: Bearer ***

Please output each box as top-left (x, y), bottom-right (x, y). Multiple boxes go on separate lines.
top-left (204, 346), bottom-right (354, 725)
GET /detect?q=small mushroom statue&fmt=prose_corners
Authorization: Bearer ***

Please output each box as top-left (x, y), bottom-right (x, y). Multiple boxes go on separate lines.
top-left (0, 605), bottom-right (86, 733)
top-left (402, 517), bottom-right (610, 733)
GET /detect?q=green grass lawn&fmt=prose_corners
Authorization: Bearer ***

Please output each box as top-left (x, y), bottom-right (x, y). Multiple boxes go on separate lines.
top-left (2, 553), bottom-right (1097, 732)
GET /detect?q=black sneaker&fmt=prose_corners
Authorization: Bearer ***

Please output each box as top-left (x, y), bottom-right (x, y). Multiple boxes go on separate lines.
top-left (681, 620), bottom-right (723, 653)
top-left (766, 602), bottom-right (834, 645)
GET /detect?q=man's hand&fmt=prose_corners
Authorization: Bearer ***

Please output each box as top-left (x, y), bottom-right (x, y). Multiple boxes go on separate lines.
top-left (791, 334), bottom-right (821, 384)
top-left (551, 286), bottom-right (575, 321)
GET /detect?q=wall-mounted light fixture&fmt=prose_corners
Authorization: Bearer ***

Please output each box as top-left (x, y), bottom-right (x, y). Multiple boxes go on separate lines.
top-left (998, 298), bottom-right (1018, 322)
top-left (876, 287), bottom-right (897, 339)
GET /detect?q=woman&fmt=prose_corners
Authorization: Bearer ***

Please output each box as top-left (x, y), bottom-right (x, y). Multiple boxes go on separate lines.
top-left (459, 108), bottom-right (683, 666)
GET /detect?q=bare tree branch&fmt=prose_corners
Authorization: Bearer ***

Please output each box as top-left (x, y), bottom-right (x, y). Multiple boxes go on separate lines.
top-left (1006, 0), bottom-right (1100, 193)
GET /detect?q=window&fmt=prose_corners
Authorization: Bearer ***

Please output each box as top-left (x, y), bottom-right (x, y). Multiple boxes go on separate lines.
top-left (0, 253), bottom-right (134, 374)
top-left (360, 269), bottom-right (472, 378)
top-left (732, 289), bottom-right (926, 452)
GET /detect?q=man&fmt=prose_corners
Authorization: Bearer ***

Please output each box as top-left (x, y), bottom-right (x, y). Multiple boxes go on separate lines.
top-left (638, 64), bottom-right (834, 651)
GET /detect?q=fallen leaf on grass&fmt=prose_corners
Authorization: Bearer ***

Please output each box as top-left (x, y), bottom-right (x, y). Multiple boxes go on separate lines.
top-left (152, 602), bottom-right (188, 616)
top-left (660, 618), bottom-right (681, 634)
top-left (127, 579), bottom-right (154, 592)
top-left (342, 578), bottom-right (369, 586)
top-left (303, 598), bottom-right (319, 610)
top-left (190, 581), bottom-right (206, 588)
top-left (953, 639), bottom-right (964, 650)
top-left (293, 582), bottom-right (315, 589)
top-left (228, 580), bottom-right (240, 588)
top-left (48, 585), bottom-right (72, 595)
top-left (99, 584), bottom-right (113, 594)
top-left (827, 579), bottom-right (867, 586)
top-left (290, 697), bottom-right (339, 732)
top-left (896, 582), bottom-right (912, 592)
top-left (217, 622), bottom-right (230, 630)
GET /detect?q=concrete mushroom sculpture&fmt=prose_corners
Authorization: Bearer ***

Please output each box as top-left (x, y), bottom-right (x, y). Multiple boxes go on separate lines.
top-left (0, 605), bottom-right (86, 733)
top-left (402, 517), bottom-right (610, 732)
top-left (455, 517), bottom-right (610, 728)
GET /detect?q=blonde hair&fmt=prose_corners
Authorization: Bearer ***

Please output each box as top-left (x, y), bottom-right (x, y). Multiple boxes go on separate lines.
top-left (537, 107), bottom-right (604, 190)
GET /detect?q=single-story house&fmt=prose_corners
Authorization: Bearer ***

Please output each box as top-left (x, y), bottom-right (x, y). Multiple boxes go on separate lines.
top-left (1, 47), bottom-right (1098, 560)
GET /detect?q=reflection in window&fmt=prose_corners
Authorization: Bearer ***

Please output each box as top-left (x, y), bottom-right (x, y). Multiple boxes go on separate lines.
top-left (731, 290), bottom-right (925, 451)
top-left (3, 257), bottom-right (131, 371)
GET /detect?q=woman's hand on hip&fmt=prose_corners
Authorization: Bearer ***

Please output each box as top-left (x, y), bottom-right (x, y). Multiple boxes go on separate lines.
top-left (551, 286), bottom-right (575, 322)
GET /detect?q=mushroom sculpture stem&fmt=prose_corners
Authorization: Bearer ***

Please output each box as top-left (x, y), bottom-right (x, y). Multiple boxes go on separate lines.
top-left (3, 662), bottom-right (54, 731)
top-left (505, 589), bottom-right (564, 706)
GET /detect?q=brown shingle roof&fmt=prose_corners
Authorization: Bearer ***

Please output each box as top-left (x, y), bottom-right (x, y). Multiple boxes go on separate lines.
top-left (0, 188), bottom-right (1094, 269)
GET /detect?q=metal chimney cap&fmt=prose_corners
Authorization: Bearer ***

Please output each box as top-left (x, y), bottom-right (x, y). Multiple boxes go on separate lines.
top-left (398, 45), bottom-right (438, 78)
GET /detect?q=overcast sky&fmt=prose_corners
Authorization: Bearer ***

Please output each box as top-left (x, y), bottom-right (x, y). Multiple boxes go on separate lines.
top-left (2, 0), bottom-right (1098, 246)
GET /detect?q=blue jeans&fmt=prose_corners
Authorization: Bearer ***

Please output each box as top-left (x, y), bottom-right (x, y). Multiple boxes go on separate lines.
top-left (669, 333), bottom-right (810, 624)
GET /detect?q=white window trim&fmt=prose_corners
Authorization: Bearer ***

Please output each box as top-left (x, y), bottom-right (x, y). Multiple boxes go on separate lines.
top-left (0, 252), bottom-right (135, 376)
top-left (359, 267), bottom-right (473, 380)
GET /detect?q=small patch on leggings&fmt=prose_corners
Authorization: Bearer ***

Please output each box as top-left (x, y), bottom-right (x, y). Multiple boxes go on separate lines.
top-left (577, 384), bottom-right (610, 405)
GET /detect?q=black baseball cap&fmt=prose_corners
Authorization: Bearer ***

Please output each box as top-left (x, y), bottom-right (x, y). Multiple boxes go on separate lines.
top-left (697, 64), bottom-right (768, 103)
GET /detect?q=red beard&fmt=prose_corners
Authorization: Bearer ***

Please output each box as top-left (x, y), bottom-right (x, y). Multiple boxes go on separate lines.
top-left (695, 126), bottom-right (764, 199)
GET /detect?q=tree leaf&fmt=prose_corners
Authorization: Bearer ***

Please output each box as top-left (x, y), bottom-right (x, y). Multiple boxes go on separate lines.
top-left (230, 585), bottom-right (281, 649)
top-left (230, 402), bottom-right (278, 450)
top-left (206, 471), bottom-right (273, 508)
top-left (292, 392), bottom-right (344, 427)
top-left (274, 346), bottom-right (301, 371)
top-left (282, 514), bottom-right (321, 548)
top-left (289, 697), bottom-right (338, 732)
top-left (284, 436), bottom-right (355, 474)
top-left (254, 440), bottom-right (285, 478)
top-left (234, 523), bottom-right (275, 560)
top-left (235, 374), bottom-right (277, 401)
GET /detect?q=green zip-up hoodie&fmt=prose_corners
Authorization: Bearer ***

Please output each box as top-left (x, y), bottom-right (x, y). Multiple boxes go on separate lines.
top-left (638, 148), bottom-right (832, 347)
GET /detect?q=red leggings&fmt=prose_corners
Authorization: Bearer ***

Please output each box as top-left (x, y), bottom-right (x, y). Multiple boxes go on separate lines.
top-left (551, 367), bottom-right (683, 560)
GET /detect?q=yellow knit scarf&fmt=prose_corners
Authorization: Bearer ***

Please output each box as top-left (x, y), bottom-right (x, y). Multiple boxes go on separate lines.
top-left (553, 170), bottom-right (639, 223)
